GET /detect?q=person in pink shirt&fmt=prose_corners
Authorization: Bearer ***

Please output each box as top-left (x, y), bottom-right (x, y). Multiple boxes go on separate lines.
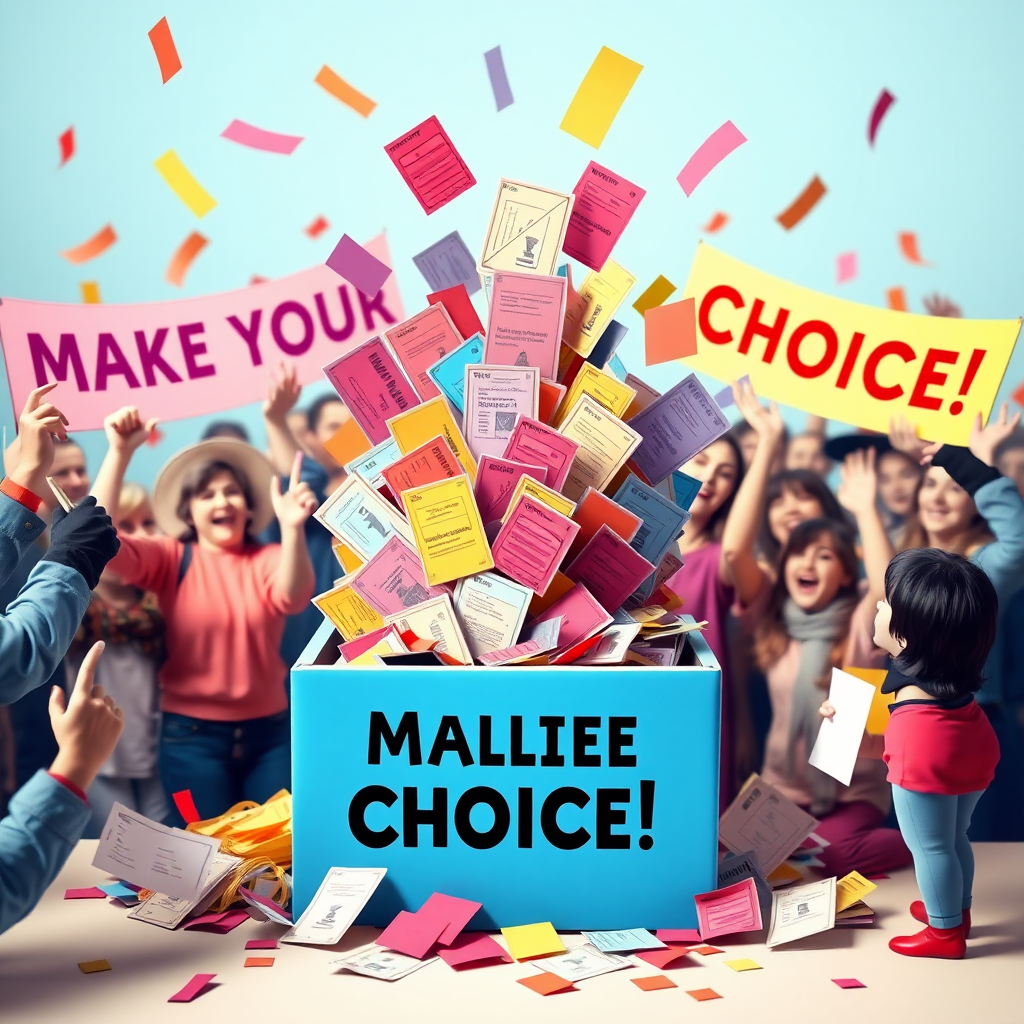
top-left (91, 407), bottom-right (317, 824)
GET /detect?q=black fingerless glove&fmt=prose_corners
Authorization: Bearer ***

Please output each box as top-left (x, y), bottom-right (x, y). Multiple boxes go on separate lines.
top-left (931, 445), bottom-right (1001, 498)
top-left (41, 496), bottom-right (120, 589)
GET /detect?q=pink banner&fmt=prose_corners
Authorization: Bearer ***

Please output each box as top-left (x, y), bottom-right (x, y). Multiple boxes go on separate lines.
top-left (0, 234), bottom-right (404, 431)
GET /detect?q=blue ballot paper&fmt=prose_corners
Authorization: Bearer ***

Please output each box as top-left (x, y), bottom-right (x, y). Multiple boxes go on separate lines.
top-left (427, 334), bottom-right (485, 414)
top-left (613, 473), bottom-right (691, 568)
top-left (346, 437), bottom-right (402, 485)
top-left (608, 353), bottom-right (628, 380)
top-left (582, 928), bottom-right (667, 953)
top-left (586, 319), bottom-right (628, 370)
top-left (670, 469), bottom-right (702, 512)
top-left (98, 881), bottom-right (140, 903)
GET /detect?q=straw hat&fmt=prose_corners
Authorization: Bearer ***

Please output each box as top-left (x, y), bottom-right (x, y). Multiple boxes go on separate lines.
top-left (152, 438), bottom-right (276, 538)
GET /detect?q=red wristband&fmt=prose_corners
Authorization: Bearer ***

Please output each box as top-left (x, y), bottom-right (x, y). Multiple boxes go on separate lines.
top-left (47, 771), bottom-right (88, 804)
top-left (0, 476), bottom-right (44, 515)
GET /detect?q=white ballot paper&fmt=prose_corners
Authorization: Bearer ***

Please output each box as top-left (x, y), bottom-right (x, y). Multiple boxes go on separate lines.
top-left (536, 943), bottom-right (632, 982)
top-left (332, 944), bottom-right (437, 981)
top-left (281, 867), bottom-right (386, 946)
top-left (127, 852), bottom-right (242, 929)
top-left (93, 802), bottom-right (220, 902)
top-left (718, 774), bottom-right (819, 876)
top-left (808, 667), bottom-right (876, 786)
top-left (767, 877), bottom-right (837, 948)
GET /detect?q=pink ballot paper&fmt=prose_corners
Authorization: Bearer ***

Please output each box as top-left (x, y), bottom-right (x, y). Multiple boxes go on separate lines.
top-left (378, 909), bottom-right (446, 959)
top-left (502, 416), bottom-right (580, 492)
top-left (464, 365), bottom-right (539, 461)
top-left (474, 455), bottom-right (547, 522)
top-left (323, 337), bottom-right (420, 444)
top-left (417, 891), bottom-right (483, 945)
top-left (384, 304), bottom-right (464, 401)
top-left (348, 535), bottom-right (448, 617)
top-left (565, 525), bottom-right (656, 613)
top-left (694, 878), bottom-right (763, 940)
top-left (168, 974), bottom-right (217, 1003)
top-left (338, 625), bottom-right (407, 662)
top-left (383, 115), bottom-right (476, 215)
top-left (485, 271), bottom-right (566, 380)
top-left (562, 161), bottom-right (646, 271)
top-left (438, 933), bottom-right (512, 967)
top-left (533, 584), bottom-right (613, 652)
top-left (491, 496), bottom-right (580, 595)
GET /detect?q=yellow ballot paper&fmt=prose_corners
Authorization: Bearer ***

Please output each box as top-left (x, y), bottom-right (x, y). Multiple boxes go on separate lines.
top-left (332, 541), bottom-right (364, 574)
top-left (559, 46), bottom-right (643, 148)
top-left (835, 870), bottom-right (878, 913)
top-left (479, 179), bottom-right (574, 277)
top-left (843, 666), bottom-right (893, 734)
top-left (563, 260), bottom-right (636, 357)
top-left (500, 474), bottom-right (577, 522)
top-left (501, 921), bottom-right (566, 961)
top-left (555, 362), bottom-right (637, 428)
top-left (558, 395), bottom-right (642, 502)
top-left (384, 594), bottom-right (474, 665)
top-left (313, 582), bottom-right (384, 641)
top-left (404, 476), bottom-right (494, 585)
top-left (388, 396), bottom-right (477, 483)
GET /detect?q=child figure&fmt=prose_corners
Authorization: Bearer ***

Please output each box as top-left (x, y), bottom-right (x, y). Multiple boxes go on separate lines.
top-left (822, 547), bottom-right (1000, 959)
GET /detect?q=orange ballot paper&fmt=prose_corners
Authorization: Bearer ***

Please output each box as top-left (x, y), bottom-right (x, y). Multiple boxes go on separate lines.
top-left (554, 362), bottom-right (636, 427)
top-left (479, 180), bottom-right (574, 276)
top-left (558, 396), bottom-right (642, 502)
top-left (313, 581), bottom-right (385, 641)
top-left (491, 496), bottom-right (580, 594)
top-left (474, 456), bottom-right (547, 522)
top-left (381, 434), bottom-right (465, 509)
top-left (501, 474), bottom-right (576, 521)
top-left (384, 304), bottom-right (464, 401)
top-left (502, 417), bottom-right (580, 491)
top-left (384, 594), bottom-right (473, 665)
top-left (463, 365), bottom-right (540, 460)
top-left (566, 487), bottom-right (642, 563)
top-left (565, 525), bottom-right (655, 613)
top-left (388, 396), bottom-right (478, 483)
top-left (484, 271), bottom-right (566, 380)
top-left (562, 260), bottom-right (636, 357)
top-left (403, 476), bottom-right (493, 585)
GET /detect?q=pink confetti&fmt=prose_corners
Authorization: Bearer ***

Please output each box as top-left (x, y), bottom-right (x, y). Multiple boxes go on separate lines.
top-left (836, 251), bottom-right (857, 284)
top-left (221, 119), bottom-right (303, 155)
top-left (677, 121), bottom-right (747, 197)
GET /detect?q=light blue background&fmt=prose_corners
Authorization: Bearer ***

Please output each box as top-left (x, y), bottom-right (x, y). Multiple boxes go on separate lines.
top-left (1, 0), bottom-right (1022, 488)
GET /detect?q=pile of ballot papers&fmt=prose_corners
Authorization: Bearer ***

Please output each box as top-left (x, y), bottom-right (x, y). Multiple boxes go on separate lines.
top-left (310, 176), bottom-right (729, 667)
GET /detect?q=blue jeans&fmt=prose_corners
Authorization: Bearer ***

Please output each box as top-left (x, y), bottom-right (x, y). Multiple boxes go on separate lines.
top-left (891, 784), bottom-right (985, 929)
top-left (159, 710), bottom-right (291, 827)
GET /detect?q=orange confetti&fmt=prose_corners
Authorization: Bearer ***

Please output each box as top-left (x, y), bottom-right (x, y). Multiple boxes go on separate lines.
top-left (1012, 380), bottom-right (1024, 410)
top-left (898, 231), bottom-right (932, 265)
top-left (516, 974), bottom-right (575, 996)
top-left (80, 282), bottom-right (101, 304)
top-left (305, 215), bottom-right (329, 238)
top-left (148, 17), bottom-right (182, 84)
top-left (632, 975), bottom-right (678, 992)
top-left (243, 957), bottom-right (275, 967)
top-left (315, 65), bottom-right (376, 117)
top-left (886, 286), bottom-right (907, 312)
top-left (645, 297), bottom-right (697, 366)
top-left (249, 275), bottom-right (269, 285)
top-left (166, 231), bottom-right (208, 287)
top-left (776, 176), bottom-right (827, 230)
top-left (701, 211), bottom-right (729, 233)
top-left (60, 225), bottom-right (117, 264)
top-left (686, 988), bottom-right (723, 1002)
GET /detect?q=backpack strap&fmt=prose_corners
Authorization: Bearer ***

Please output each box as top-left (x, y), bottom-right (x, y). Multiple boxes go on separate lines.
top-left (177, 542), bottom-right (193, 586)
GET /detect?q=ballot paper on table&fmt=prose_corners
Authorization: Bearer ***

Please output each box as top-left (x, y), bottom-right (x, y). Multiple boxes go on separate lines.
top-left (93, 803), bottom-right (220, 903)
top-left (582, 928), bottom-right (665, 953)
top-left (694, 877), bottom-right (763, 940)
top-left (281, 867), bottom-right (386, 945)
top-left (536, 943), bottom-right (633, 981)
top-left (766, 877), bottom-right (837, 948)
top-left (808, 668), bottom-right (876, 786)
top-left (332, 944), bottom-right (437, 981)
top-left (127, 852), bottom-right (241, 929)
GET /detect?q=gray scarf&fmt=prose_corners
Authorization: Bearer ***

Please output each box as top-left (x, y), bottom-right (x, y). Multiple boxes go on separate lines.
top-left (782, 595), bottom-right (858, 817)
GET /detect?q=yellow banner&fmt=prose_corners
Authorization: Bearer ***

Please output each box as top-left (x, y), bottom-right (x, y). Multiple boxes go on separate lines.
top-left (681, 244), bottom-right (1021, 445)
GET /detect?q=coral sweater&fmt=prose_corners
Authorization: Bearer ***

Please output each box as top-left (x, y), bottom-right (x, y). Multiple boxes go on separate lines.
top-left (106, 535), bottom-right (312, 721)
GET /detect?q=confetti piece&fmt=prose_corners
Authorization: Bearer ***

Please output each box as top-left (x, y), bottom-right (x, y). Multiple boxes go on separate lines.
top-left (80, 282), bottom-right (101, 304)
top-left (559, 46), bottom-right (643, 149)
top-left (701, 211), bottom-right (729, 233)
top-left (145, 427), bottom-right (165, 447)
top-left (864, 873), bottom-right (890, 880)
top-left (484, 45), bottom-right (514, 111)
top-left (245, 939), bottom-right (280, 950)
top-left (148, 17), bottom-right (182, 84)
top-left (687, 988), bottom-right (722, 1001)
top-left (325, 233), bottom-right (392, 298)
top-left (249, 275), bottom-right (269, 285)
top-left (886, 287), bottom-right (907, 312)
top-left (689, 945), bottom-right (724, 956)
top-left (59, 127), bottom-right (74, 166)
top-left (428, 284), bottom-right (484, 341)
top-left (635, 946), bottom-right (694, 969)
top-left (776, 175), bottom-right (827, 230)
top-left (165, 232), bottom-right (208, 287)
top-left (78, 959), bottom-right (111, 974)
top-left (172, 789), bottom-right (201, 824)
top-left (64, 887), bottom-right (106, 899)
top-left (60, 225), bottom-right (117, 264)
top-left (98, 882), bottom-right (138, 900)
top-left (724, 959), bottom-right (762, 972)
top-left (154, 150), bottom-right (217, 218)
top-left (633, 275), bottom-right (677, 316)
top-left (314, 65), bottom-right (376, 117)
top-left (645, 297), bottom-right (697, 366)
top-left (656, 928), bottom-right (701, 943)
top-left (677, 121), bottom-right (747, 197)
top-left (632, 975), bottom-right (677, 991)
top-left (244, 957), bottom-right (275, 967)
top-left (898, 231), bottom-right (932, 266)
top-left (836, 252), bottom-right (857, 284)
top-left (516, 973), bottom-right (575, 995)
top-left (168, 973), bottom-right (217, 1003)
top-left (868, 89), bottom-right (895, 146)
top-left (1012, 380), bottom-right (1024, 409)
top-left (832, 977), bottom-right (866, 989)
top-left (221, 119), bottom-right (303, 155)
top-left (305, 215), bottom-right (329, 238)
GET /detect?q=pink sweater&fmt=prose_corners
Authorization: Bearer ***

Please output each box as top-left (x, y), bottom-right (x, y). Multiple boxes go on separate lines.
top-left (107, 536), bottom-right (312, 722)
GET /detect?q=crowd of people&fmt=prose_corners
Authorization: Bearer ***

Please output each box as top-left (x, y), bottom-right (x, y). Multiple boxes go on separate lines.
top-left (1, 363), bottom-right (1023, 938)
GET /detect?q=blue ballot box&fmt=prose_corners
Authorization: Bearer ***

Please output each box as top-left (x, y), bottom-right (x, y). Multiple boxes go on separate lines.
top-left (290, 617), bottom-right (721, 930)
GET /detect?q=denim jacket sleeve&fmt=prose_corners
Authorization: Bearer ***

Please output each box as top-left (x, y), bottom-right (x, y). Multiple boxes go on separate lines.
top-left (973, 477), bottom-right (1024, 610)
top-left (0, 770), bottom-right (90, 936)
top-left (0, 494), bottom-right (92, 707)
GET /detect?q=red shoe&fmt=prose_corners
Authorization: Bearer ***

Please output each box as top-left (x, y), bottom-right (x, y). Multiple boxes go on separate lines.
top-left (910, 901), bottom-right (971, 938)
top-left (889, 925), bottom-right (966, 959)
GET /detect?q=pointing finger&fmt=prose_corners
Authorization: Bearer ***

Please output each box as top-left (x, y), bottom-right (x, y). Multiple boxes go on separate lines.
top-left (72, 640), bottom-right (105, 701)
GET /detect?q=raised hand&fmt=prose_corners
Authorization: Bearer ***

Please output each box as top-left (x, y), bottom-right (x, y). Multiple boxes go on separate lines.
top-left (732, 378), bottom-right (785, 450)
top-left (10, 383), bottom-right (70, 500)
top-left (888, 415), bottom-right (931, 465)
top-left (969, 402), bottom-right (1022, 467)
top-left (923, 293), bottom-right (963, 319)
top-left (270, 451), bottom-right (317, 530)
top-left (262, 362), bottom-right (301, 425)
top-left (103, 407), bottom-right (159, 456)
top-left (837, 447), bottom-right (879, 517)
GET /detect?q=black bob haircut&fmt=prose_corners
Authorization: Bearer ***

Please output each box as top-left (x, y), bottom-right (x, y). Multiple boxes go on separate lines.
top-left (884, 548), bottom-right (998, 699)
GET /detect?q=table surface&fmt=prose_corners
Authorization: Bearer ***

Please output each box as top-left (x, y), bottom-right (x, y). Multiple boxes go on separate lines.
top-left (1, 842), bottom-right (1021, 1023)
